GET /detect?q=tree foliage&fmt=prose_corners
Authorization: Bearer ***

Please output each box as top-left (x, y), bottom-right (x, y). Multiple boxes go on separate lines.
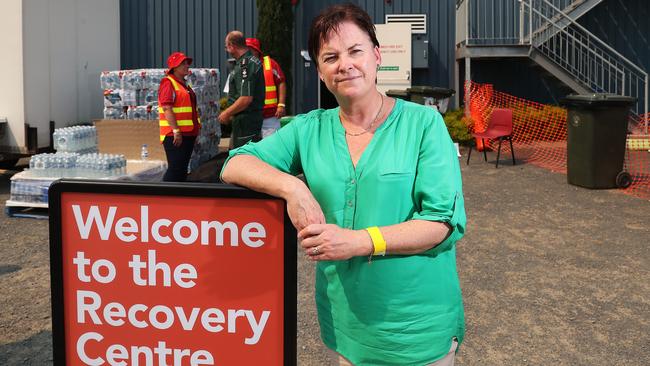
top-left (256, 0), bottom-right (294, 113)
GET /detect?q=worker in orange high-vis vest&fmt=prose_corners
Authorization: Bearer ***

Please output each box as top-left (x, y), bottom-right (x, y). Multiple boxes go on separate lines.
top-left (246, 38), bottom-right (287, 138)
top-left (158, 52), bottom-right (200, 182)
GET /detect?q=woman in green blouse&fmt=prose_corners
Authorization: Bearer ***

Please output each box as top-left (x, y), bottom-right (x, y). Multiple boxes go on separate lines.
top-left (221, 4), bottom-right (466, 365)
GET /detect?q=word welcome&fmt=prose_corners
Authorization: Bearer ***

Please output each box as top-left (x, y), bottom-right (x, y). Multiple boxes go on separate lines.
top-left (72, 205), bottom-right (267, 247)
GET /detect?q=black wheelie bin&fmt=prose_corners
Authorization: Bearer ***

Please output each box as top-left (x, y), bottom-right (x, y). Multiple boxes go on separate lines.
top-left (563, 94), bottom-right (636, 189)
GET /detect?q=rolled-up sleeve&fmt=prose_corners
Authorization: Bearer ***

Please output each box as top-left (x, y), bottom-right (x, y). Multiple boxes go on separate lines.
top-left (158, 78), bottom-right (175, 107)
top-left (411, 112), bottom-right (466, 255)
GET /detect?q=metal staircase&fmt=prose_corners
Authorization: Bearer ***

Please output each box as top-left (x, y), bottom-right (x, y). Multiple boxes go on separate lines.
top-left (524, 0), bottom-right (604, 44)
top-left (456, 0), bottom-right (648, 133)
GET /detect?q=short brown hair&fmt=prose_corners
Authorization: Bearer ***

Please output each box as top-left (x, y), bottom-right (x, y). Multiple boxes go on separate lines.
top-left (227, 31), bottom-right (246, 48)
top-left (307, 3), bottom-right (379, 66)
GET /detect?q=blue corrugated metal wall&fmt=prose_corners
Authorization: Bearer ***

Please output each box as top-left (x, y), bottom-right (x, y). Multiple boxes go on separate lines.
top-left (465, 0), bottom-right (576, 45)
top-left (119, 0), bottom-right (646, 112)
top-left (579, 0), bottom-right (649, 75)
top-left (293, 0), bottom-right (457, 112)
top-left (466, 58), bottom-right (574, 105)
top-left (291, 0), bottom-right (339, 113)
top-left (120, 0), bottom-right (258, 77)
top-left (120, 0), bottom-right (456, 113)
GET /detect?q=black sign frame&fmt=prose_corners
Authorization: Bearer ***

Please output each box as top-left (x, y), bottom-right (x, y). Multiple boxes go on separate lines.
top-left (49, 179), bottom-right (297, 366)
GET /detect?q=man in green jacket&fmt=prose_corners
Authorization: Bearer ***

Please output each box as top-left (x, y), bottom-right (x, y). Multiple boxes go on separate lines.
top-left (219, 30), bottom-right (265, 149)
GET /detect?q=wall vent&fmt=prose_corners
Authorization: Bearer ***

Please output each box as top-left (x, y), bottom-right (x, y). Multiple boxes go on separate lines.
top-left (385, 14), bottom-right (426, 34)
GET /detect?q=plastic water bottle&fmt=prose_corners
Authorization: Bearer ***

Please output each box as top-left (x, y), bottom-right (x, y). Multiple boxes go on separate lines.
top-left (141, 144), bottom-right (149, 161)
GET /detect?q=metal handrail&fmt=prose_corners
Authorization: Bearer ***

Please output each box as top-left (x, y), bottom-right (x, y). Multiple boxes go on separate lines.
top-left (455, 0), bottom-right (648, 132)
top-left (525, 0), bottom-right (647, 123)
top-left (528, 3), bottom-right (624, 78)
top-left (530, 0), bottom-right (646, 76)
top-left (525, 0), bottom-right (599, 43)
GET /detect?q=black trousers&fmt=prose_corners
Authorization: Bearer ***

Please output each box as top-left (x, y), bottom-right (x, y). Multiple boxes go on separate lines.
top-left (162, 135), bottom-right (196, 182)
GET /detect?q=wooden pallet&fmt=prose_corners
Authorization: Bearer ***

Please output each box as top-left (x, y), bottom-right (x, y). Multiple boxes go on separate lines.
top-left (4, 201), bottom-right (49, 219)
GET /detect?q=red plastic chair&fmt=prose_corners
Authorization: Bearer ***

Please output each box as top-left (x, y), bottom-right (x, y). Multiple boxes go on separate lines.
top-left (466, 108), bottom-right (516, 168)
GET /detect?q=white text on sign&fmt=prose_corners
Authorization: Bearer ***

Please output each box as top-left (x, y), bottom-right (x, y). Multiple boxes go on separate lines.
top-left (72, 205), bottom-right (267, 247)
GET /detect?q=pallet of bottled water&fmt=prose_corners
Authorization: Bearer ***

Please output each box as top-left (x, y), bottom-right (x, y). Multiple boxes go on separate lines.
top-left (189, 116), bottom-right (221, 172)
top-left (8, 179), bottom-right (52, 205)
top-left (26, 152), bottom-right (127, 179)
top-left (7, 154), bottom-right (164, 212)
top-left (101, 68), bottom-right (220, 121)
top-left (100, 67), bottom-right (221, 173)
top-left (53, 125), bottom-right (98, 154)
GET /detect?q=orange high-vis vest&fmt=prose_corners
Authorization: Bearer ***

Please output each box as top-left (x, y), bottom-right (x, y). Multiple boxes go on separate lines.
top-left (158, 76), bottom-right (199, 142)
top-left (262, 56), bottom-right (278, 116)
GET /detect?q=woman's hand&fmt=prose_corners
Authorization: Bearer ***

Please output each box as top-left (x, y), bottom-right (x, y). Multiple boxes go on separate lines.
top-left (285, 182), bottom-right (325, 231)
top-left (275, 105), bottom-right (286, 118)
top-left (298, 224), bottom-right (372, 261)
top-left (172, 131), bottom-right (182, 147)
top-left (222, 156), bottom-right (325, 231)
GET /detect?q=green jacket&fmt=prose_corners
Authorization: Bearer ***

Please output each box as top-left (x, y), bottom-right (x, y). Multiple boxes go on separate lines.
top-left (227, 50), bottom-right (265, 146)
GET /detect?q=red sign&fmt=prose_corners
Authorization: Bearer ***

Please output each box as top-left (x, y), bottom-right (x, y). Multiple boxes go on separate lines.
top-left (50, 183), bottom-right (295, 366)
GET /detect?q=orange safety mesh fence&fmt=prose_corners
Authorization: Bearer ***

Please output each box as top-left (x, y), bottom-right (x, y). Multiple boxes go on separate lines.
top-left (464, 81), bottom-right (650, 200)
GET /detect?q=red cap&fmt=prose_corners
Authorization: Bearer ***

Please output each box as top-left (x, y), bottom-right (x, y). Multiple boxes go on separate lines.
top-left (167, 52), bottom-right (193, 70)
top-left (245, 38), bottom-right (263, 55)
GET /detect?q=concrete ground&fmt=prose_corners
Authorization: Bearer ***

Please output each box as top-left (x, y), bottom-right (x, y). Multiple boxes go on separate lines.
top-left (0, 146), bottom-right (649, 365)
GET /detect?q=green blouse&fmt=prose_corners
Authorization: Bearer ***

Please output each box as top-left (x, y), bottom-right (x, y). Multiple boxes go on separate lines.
top-left (222, 99), bottom-right (466, 365)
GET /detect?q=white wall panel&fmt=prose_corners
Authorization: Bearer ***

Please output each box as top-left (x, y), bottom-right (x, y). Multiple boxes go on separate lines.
top-left (0, 0), bottom-right (26, 149)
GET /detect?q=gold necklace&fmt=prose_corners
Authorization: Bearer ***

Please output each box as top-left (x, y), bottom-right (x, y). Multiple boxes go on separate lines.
top-left (341, 95), bottom-right (384, 137)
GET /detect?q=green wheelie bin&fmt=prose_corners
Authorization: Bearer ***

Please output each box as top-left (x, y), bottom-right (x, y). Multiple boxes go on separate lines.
top-left (385, 89), bottom-right (410, 101)
top-left (407, 86), bottom-right (456, 113)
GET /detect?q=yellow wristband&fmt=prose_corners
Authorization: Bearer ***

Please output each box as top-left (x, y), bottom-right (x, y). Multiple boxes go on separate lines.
top-left (366, 226), bottom-right (386, 256)
top-left (277, 103), bottom-right (286, 108)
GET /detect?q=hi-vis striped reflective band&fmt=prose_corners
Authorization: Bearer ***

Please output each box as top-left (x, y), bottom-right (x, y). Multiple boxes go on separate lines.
top-left (158, 106), bottom-right (193, 114)
top-left (159, 117), bottom-right (201, 127)
top-left (159, 120), bottom-right (194, 127)
top-left (167, 76), bottom-right (182, 91)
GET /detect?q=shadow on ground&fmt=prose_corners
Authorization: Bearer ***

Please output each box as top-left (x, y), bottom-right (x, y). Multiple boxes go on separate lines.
top-left (0, 265), bottom-right (21, 277)
top-left (0, 331), bottom-right (52, 365)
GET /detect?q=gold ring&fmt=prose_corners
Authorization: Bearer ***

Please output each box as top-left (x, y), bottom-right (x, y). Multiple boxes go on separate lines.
top-left (311, 247), bottom-right (320, 255)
